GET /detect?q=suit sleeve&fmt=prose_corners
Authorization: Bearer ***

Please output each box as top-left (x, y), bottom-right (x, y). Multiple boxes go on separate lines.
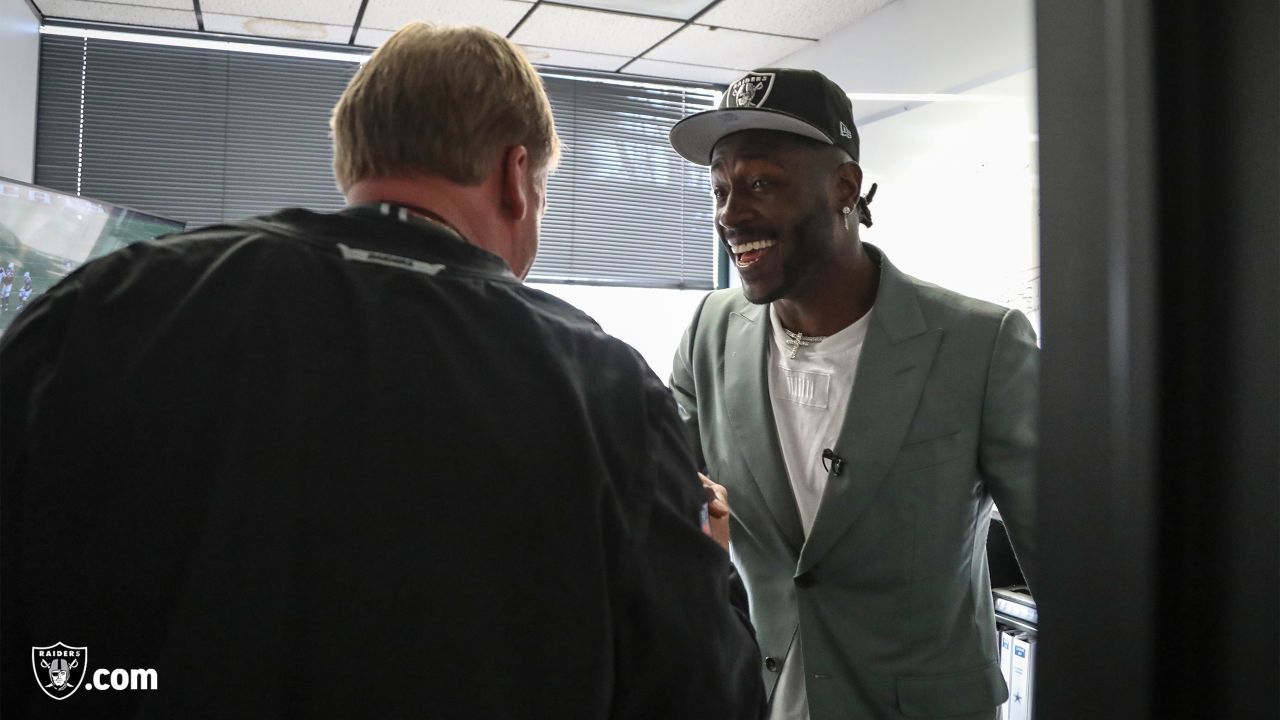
top-left (980, 308), bottom-right (1039, 591)
top-left (669, 293), bottom-right (711, 471)
top-left (609, 379), bottom-right (764, 720)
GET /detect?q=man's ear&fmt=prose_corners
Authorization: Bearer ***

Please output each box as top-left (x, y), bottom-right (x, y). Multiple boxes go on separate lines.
top-left (836, 160), bottom-right (863, 209)
top-left (500, 145), bottom-right (532, 222)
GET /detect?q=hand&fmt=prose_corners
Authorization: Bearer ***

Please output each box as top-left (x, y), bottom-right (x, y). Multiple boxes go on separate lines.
top-left (700, 472), bottom-right (730, 552)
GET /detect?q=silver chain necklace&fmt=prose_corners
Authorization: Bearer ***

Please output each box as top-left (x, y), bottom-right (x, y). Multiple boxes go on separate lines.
top-left (781, 328), bottom-right (829, 359)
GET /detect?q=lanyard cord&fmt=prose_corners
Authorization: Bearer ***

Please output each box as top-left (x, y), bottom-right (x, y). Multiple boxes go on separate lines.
top-left (349, 202), bottom-right (470, 245)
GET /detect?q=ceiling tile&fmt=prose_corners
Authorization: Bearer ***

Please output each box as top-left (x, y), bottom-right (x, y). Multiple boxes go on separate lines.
top-left (360, 0), bottom-right (532, 36)
top-left (354, 26), bottom-right (393, 47)
top-left (512, 5), bottom-right (682, 58)
top-left (200, 0), bottom-right (362, 26)
top-left (644, 25), bottom-right (810, 69)
top-left (624, 58), bottom-right (744, 85)
top-left (520, 45), bottom-right (628, 73)
top-left (549, 0), bottom-right (708, 21)
top-left (202, 13), bottom-right (352, 44)
top-left (697, 0), bottom-right (896, 40)
top-left (36, 0), bottom-right (197, 29)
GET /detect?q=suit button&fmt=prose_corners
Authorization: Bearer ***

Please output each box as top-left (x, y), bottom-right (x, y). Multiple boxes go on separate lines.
top-left (764, 656), bottom-right (780, 672)
top-left (794, 572), bottom-right (815, 588)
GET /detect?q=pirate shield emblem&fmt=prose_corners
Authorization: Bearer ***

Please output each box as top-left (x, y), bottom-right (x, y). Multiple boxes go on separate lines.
top-left (32, 642), bottom-right (88, 700)
top-left (726, 72), bottom-right (776, 109)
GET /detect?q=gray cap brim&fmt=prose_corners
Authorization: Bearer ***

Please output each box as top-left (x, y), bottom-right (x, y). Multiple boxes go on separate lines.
top-left (669, 107), bottom-right (835, 166)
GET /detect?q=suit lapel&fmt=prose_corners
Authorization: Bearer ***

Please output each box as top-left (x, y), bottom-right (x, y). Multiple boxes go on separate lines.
top-left (798, 249), bottom-right (943, 574)
top-left (725, 303), bottom-right (806, 553)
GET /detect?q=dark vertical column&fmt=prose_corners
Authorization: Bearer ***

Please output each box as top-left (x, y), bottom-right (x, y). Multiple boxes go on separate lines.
top-left (1151, 1), bottom-right (1280, 718)
top-left (1036, 1), bottom-right (1161, 716)
top-left (1037, 0), bottom-right (1279, 717)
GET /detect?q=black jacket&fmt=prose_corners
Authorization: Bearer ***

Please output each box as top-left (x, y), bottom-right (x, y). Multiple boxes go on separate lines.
top-left (1, 206), bottom-right (763, 719)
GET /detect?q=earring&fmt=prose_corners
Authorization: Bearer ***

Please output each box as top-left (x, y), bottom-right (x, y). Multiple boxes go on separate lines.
top-left (841, 206), bottom-right (852, 231)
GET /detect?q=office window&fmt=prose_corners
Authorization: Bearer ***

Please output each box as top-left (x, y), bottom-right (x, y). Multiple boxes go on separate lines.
top-left (35, 34), bottom-right (718, 289)
top-left (537, 76), bottom-right (716, 288)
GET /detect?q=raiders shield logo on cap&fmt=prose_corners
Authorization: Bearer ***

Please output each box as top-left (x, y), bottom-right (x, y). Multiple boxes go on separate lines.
top-left (668, 67), bottom-right (862, 166)
top-left (726, 72), bottom-right (776, 109)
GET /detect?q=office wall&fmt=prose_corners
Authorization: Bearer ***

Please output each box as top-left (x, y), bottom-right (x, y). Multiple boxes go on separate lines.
top-left (0, 0), bottom-right (39, 182)
top-left (778, 0), bottom-right (1040, 333)
top-left (530, 283), bottom-right (709, 383)
top-left (858, 71), bottom-right (1040, 333)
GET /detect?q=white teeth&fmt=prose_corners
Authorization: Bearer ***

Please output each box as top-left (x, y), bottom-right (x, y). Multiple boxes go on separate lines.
top-left (731, 239), bottom-right (776, 255)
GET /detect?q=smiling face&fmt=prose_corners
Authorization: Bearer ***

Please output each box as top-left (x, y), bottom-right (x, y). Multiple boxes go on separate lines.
top-left (710, 130), bottom-right (855, 304)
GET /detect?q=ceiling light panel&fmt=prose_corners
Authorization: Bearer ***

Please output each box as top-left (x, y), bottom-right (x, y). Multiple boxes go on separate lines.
top-left (644, 25), bottom-right (810, 69)
top-left (360, 0), bottom-right (533, 36)
top-left (354, 26), bottom-right (393, 47)
top-left (512, 5), bottom-right (682, 58)
top-left (36, 0), bottom-right (197, 29)
top-left (520, 45), bottom-right (628, 72)
top-left (549, 0), bottom-right (709, 21)
top-left (37, 0), bottom-right (194, 8)
top-left (697, 0), bottom-right (896, 40)
top-left (202, 14), bottom-right (353, 44)
top-left (200, 0), bottom-right (362, 26)
top-left (624, 58), bottom-right (744, 85)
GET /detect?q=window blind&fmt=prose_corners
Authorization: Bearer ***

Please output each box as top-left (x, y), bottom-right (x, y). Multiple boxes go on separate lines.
top-left (535, 75), bottom-right (717, 288)
top-left (36, 34), bottom-right (719, 289)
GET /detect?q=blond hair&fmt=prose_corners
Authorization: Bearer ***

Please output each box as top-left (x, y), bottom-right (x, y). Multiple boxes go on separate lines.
top-left (332, 23), bottom-right (560, 190)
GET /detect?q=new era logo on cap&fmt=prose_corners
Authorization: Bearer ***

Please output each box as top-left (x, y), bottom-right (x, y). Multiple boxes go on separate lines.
top-left (668, 67), bottom-right (861, 166)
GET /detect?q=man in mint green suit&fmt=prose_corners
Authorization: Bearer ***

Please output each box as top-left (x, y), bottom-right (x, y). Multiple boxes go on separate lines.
top-left (668, 68), bottom-right (1036, 720)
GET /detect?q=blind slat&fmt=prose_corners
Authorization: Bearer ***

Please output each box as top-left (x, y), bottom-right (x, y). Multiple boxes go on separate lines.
top-left (35, 35), bottom-right (717, 289)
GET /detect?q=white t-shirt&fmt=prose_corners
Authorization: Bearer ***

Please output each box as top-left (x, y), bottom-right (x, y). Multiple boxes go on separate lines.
top-left (765, 304), bottom-right (872, 720)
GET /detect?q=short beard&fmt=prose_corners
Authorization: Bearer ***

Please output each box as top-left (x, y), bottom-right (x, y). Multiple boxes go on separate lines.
top-left (740, 202), bottom-right (836, 304)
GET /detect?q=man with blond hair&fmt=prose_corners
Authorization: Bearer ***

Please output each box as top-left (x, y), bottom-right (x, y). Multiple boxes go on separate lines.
top-left (1, 23), bottom-right (764, 719)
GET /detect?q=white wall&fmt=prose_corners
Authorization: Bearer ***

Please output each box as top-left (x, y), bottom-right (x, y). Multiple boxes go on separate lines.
top-left (530, 283), bottom-right (709, 383)
top-left (778, 0), bottom-right (1041, 334)
top-left (859, 70), bottom-right (1040, 332)
top-left (0, 0), bottom-right (40, 183)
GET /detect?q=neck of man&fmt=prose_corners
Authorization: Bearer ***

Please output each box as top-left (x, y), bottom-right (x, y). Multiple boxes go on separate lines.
top-left (772, 237), bottom-right (879, 338)
top-left (344, 174), bottom-right (498, 250)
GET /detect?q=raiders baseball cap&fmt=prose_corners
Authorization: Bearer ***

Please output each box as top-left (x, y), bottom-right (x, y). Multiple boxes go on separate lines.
top-left (669, 68), bottom-right (860, 166)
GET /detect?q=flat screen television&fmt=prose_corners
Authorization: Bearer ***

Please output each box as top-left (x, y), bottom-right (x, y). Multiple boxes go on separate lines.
top-left (0, 177), bottom-right (186, 336)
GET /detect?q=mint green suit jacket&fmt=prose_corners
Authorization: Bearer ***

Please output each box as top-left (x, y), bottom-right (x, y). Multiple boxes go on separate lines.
top-left (670, 245), bottom-right (1037, 720)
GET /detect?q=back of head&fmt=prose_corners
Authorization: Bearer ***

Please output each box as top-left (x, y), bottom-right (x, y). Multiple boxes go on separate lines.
top-left (331, 23), bottom-right (560, 190)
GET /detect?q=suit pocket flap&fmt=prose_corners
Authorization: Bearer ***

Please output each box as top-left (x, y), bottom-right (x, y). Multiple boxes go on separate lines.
top-left (889, 431), bottom-right (963, 474)
top-left (896, 660), bottom-right (1007, 718)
